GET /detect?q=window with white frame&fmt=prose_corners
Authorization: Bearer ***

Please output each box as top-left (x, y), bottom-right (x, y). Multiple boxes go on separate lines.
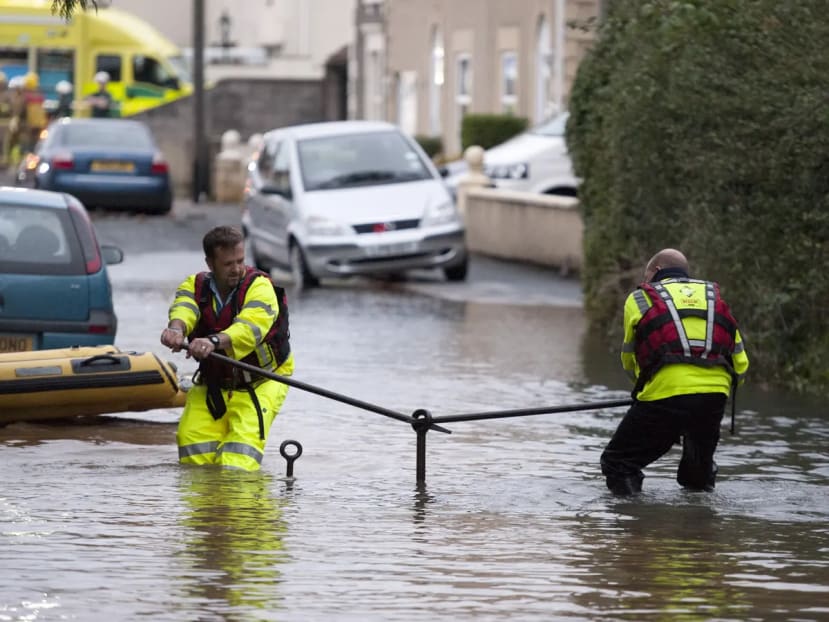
top-left (501, 51), bottom-right (518, 114)
top-left (455, 53), bottom-right (472, 150)
top-left (429, 27), bottom-right (444, 135)
top-left (535, 16), bottom-right (552, 123)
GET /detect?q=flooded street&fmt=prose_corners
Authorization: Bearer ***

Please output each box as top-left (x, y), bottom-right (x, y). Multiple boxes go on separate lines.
top-left (1, 208), bottom-right (828, 621)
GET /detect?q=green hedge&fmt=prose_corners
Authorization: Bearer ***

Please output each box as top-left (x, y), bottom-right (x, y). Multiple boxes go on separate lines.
top-left (414, 135), bottom-right (443, 160)
top-left (567, 0), bottom-right (829, 393)
top-left (461, 114), bottom-right (528, 151)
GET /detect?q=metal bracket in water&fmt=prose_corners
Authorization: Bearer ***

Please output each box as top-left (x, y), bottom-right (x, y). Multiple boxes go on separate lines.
top-left (279, 439), bottom-right (303, 478)
top-left (411, 409), bottom-right (433, 484)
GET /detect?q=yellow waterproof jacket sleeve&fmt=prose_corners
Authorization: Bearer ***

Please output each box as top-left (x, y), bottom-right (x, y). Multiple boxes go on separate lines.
top-left (224, 275), bottom-right (277, 361)
top-left (168, 275), bottom-right (199, 332)
top-left (620, 281), bottom-right (749, 401)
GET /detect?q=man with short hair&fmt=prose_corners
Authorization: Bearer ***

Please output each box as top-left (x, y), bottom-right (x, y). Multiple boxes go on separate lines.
top-left (600, 248), bottom-right (749, 495)
top-left (160, 225), bottom-right (294, 471)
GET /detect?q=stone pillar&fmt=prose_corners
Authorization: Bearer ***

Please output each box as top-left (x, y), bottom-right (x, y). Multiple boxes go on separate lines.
top-left (212, 129), bottom-right (245, 203)
top-left (456, 145), bottom-right (492, 218)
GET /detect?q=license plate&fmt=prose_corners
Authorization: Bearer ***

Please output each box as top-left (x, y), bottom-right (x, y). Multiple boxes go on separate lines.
top-left (91, 161), bottom-right (135, 173)
top-left (0, 334), bottom-right (33, 353)
top-left (365, 241), bottom-right (418, 257)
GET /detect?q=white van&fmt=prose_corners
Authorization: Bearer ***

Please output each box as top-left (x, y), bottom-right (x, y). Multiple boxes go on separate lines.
top-left (242, 121), bottom-right (468, 289)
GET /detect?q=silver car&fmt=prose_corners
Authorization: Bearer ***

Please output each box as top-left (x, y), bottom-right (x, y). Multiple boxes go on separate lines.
top-left (443, 111), bottom-right (578, 199)
top-left (242, 121), bottom-right (468, 288)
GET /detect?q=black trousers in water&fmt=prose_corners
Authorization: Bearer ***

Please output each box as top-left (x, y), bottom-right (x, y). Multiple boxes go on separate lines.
top-left (600, 393), bottom-right (727, 494)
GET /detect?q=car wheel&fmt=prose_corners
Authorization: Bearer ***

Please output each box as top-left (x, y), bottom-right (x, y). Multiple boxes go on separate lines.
top-left (245, 233), bottom-right (270, 272)
top-left (443, 255), bottom-right (469, 282)
top-left (290, 243), bottom-right (319, 290)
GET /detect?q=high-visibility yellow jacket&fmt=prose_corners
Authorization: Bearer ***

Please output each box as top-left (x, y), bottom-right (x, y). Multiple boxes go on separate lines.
top-left (168, 273), bottom-right (294, 376)
top-left (620, 279), bottom-right (748, 401)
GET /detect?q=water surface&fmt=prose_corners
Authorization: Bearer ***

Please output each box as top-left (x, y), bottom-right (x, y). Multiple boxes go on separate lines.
top-left (1, 263), bottom-right (827, 621)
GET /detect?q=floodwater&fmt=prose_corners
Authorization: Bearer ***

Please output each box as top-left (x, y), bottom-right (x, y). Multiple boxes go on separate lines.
top-left (1, 250), bottom-right (828, 621)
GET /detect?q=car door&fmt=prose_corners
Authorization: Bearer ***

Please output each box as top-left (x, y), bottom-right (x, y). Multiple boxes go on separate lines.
top-left (261, 140), bottom-right (295, 267)
top-left (245, 140), bottom-right (278, 262)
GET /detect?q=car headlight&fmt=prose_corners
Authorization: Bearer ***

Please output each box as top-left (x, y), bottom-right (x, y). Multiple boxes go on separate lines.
top-left (485, 162), bottom-right (529, 180)
top-left (421, 200), bottom-right (459, 227)
top-left (306, 215), bottom-right (352, 236)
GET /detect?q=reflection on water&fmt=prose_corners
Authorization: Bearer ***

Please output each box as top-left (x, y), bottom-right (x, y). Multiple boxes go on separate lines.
top-left (174, 469), bottom-right (289, 620)
top-left (0, 286), bottom-right (827, 621)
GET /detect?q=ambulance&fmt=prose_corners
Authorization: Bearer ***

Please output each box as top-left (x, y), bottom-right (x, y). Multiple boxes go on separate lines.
top-left (0, 0), bottom-right (191, 117)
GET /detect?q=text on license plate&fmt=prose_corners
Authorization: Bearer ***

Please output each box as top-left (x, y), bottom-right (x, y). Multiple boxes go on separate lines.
top-left (365, 241), bottom-right (418, 257)
top-left (91, 161), bottom-right (135, 173)
top-left (0, 335), bottom-right (33, 353)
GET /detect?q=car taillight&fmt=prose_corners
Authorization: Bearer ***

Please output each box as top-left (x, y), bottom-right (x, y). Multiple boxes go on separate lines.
top-left (66, 197), bottom-right (103, 274)
top-left (52, 153), bottom-right (74, 170)
top-left (151, 153), bottom-right (169, 174)
top-left (88, 310), bottom-right (116, 335)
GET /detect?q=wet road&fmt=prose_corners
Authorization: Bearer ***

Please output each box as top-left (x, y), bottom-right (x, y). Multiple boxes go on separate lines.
top-left (1, 204), bottom-right (827, 621)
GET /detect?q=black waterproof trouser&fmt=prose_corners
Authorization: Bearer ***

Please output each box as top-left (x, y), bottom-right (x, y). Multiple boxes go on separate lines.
top-left (600, 393), bottom-right (727, 495)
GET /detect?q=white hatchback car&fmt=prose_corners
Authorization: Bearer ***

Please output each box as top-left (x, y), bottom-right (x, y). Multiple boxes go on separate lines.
top-left (243, 121), bottom-right (468, 289)
top-left (443, 111), bottom-right (578, 198)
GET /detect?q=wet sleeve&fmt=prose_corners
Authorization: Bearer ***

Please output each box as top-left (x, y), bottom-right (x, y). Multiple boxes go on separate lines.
top-left (168, 275), bottom-right (199, 332)
top-left (620, 292), bottom-right (645, 383)
top-left (732, 329), bottom-right (749, 385)
top-left (224, 276), bottom-right (278, 360)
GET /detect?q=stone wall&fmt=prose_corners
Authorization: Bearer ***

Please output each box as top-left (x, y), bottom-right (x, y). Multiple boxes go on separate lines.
top-left (134, 78), bottom-right (326, 197)
top-left (464, 187), bottom-right (583, 275)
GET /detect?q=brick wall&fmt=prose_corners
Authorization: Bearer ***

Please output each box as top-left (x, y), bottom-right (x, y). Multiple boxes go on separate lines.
top-left (135, 78), bottom-right (326, 197)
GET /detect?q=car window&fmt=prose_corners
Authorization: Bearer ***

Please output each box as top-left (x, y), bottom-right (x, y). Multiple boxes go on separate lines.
top-left (269, 142), bottom-right (291, 193)
top-left (133, 55), bottom-right (174, 88)
top-left (57, 123), bottom-right (155, 149)
top-left (530, 112), bottom-right (569, 137)
top-left (96, 54), bottom-right (122, 82)
top-left (0, 205), bottom-right (86, 275)
top-left (257, 141), bottom-right (277, 177)
top-left (297, 130), bottom-right (432, 191)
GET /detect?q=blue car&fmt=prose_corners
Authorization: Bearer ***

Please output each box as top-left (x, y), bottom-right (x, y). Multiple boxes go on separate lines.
top-left (0, 187), bottom-right (124, 352)
top-left (20, 118), bottom-right (173, 215)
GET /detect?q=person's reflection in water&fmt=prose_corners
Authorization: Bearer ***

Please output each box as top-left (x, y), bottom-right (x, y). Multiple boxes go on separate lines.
top-left (176, 468), bottom-right (288, 619)
top-left (573, 503), bottom-right (750, 619)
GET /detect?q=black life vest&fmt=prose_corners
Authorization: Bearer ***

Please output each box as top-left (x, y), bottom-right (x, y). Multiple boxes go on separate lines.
top-left (633, 279), bottom-right (738, 395)
top-left (191, 267), bottom-right (291, 384)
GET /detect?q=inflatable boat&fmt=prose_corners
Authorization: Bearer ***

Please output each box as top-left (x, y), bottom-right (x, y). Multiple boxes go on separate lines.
top-left (0, 345), bottom-right (188, 424)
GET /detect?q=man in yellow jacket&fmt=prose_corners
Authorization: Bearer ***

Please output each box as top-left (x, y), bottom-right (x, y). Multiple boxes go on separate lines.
top-left (160, 225), bottom-right (294, 471)
top-left (601, 248), bottom-right (749, 495)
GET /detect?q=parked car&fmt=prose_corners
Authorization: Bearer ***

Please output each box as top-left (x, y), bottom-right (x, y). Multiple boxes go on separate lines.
top-left (0, 186), bottom-right (124, 352)
top-left (242, 120), bottom-right (468, 289)
top-left (16, 117), bottom-right (173, 214)
top-left (443, 111), bottom-right (578, 199)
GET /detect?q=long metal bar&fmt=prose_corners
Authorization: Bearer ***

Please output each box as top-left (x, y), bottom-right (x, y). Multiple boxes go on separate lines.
top-left (431, 399), bottom-right (633, 424)
top-left (208, 352), bottom-right (451, 433)
top-left (192, 0), bottom-right (206, 202)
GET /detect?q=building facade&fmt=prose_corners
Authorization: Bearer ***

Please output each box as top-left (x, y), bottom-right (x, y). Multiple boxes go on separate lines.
top-left (114, 0), bottom-right (356, 81)
top-left (353, 0), bottom-right (600, 156)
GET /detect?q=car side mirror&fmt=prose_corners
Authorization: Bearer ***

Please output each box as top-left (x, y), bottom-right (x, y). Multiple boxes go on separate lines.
top-left (261, 184), bottom-right (292, 200)
top-left (165, 77), bottom-right (180, 90)
top-left (438, 166), bottom-right (449, 178)
top-left (101, 244), bottom-right (124, 265)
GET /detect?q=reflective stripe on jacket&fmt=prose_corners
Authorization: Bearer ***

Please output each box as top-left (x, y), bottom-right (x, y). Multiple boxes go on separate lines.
top-left (620, 278), bottom-right (749, 401)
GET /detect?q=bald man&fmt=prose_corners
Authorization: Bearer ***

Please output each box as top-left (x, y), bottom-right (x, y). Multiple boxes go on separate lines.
top-left (601, 248), bottom-right (749, 495)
